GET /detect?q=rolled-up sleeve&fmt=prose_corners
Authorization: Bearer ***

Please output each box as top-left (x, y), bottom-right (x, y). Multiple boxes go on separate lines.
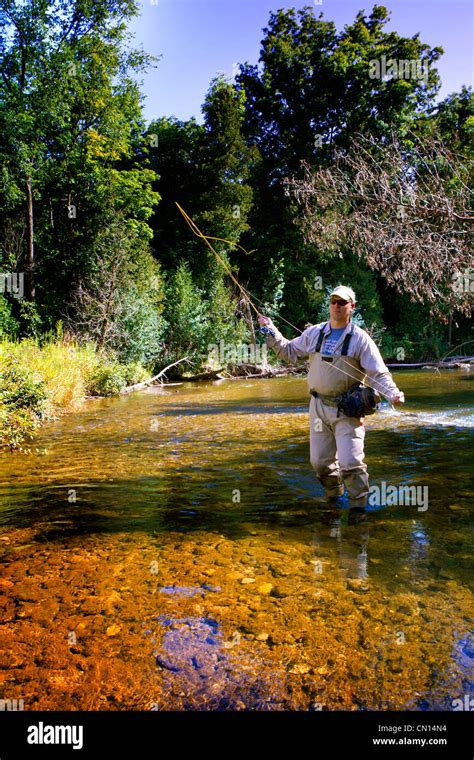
top-left (358, 334), bottom-right (401, 401)
top-left (265, 325), bottom-right (312, 363)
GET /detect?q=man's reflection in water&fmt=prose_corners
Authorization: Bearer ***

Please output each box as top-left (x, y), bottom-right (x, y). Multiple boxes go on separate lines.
top-left (313, 506), bottom-right (370, 581)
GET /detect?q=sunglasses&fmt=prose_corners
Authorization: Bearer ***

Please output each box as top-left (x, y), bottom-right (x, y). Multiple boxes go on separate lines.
top-left (330, 298), bottom-right (350, 306)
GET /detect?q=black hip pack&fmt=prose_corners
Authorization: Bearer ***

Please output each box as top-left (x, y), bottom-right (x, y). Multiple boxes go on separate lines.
top-left (336, 384), bottom-right (379, 418)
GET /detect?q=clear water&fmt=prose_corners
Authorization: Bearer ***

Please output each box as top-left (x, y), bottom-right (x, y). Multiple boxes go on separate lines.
top-left (0, 370), bottom-right (472, 710)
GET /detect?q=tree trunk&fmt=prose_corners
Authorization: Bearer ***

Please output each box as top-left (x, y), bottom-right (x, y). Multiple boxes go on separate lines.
top-left (25, 176), bottom-right (35, 301)
top-left (120, 357), bottom-right (190, 394)
top-left (247, 300), bottom-right (256, 345)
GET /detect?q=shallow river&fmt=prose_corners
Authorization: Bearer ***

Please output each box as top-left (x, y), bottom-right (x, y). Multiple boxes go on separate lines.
top-left (0, 371), bottom-right (472, 710)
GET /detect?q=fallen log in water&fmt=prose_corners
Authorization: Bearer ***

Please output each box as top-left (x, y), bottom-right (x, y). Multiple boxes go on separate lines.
top-left (387, 356), bottom-right (474, 370)
top-left (178, 368), bottom-right (226, 381)
top-left (120, 357), bottom-right (190, 394)
top-left (177, 363), bottom-right (307, 381)
top-left (222, 363), bottom-right (307, 379)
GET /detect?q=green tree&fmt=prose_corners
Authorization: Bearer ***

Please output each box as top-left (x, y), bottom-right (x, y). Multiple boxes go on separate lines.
top-left (0, 0), bottom-right (160, 342)
top-left (145, 116), bottom-right (206, 274)
top-left (428, 86), bottom-right (474, 153)
top-left (65, 212), bottom-right (166, 366)
top-left (147, 77), bottom-right (257, 365)
top-left (234, 4), bottom-right (444, 330)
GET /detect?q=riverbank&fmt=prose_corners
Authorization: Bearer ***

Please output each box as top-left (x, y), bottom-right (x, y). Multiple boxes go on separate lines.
top-left (0, 338), bottom-right (149, 450)
top-left (0, 339), bottom-right (296, 449)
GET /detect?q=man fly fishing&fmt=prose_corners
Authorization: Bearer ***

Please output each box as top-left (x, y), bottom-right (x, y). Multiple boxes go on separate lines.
top-left (258, 286), bottom-right (405, 509)
top-left (174, 205), bottom-right (405, 509)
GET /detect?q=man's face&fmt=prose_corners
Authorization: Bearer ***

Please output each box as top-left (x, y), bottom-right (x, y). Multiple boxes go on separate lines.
top-left (330, 297), bottom-right (354, 319)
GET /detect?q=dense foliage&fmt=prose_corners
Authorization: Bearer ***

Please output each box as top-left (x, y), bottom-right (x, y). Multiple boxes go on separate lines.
top-left (1, 1), bottom-right (472, 378)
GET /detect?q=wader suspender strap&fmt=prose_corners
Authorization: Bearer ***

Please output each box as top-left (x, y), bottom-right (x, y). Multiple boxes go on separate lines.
top-left (315, 323), bottom-right (353, 355)
top-left (315, 323), bottom-right (328, 353)
top-left (341, 326), bottom-right (354, 356)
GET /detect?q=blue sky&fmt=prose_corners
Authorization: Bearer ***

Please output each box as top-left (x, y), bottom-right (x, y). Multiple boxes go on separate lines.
top-left (128, 0), bottom-right (473, 124)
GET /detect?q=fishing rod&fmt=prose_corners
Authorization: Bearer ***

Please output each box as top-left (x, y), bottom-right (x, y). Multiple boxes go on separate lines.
top-left (175, 202), bottom-right (401, 404)
top-left (175, 202), bottom-right (302, 335)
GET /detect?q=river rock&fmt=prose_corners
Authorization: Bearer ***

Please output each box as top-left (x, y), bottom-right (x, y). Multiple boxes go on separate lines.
top-left (155, 655), bottom-right (181, 672)
top-left (227, 571), bottom-right (244, 580)
top-left (287, 662), bottom-right (311, 675)
top-left (346, 579), bottom-right (369, 593)
top-left (257, 583), bottom-right (273, 595)
top-left (106, 624), bottom-right (121, 637)
top-left (270, 587), bottom-right (289, 599)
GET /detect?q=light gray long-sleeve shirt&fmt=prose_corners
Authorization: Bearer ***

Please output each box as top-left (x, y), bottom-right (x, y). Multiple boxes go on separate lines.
top-left (265, 320), bottom-right (401, 401)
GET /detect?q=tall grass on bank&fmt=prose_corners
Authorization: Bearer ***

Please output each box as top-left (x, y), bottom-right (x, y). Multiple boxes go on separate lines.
top-left (0, 338), bottom-right (150, 449)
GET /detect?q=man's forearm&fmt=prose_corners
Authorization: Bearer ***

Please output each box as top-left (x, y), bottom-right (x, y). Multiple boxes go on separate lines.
top-left (264, 326), bottom-right (309, 363)
top-left (366, 370), bottom-right (400, 401)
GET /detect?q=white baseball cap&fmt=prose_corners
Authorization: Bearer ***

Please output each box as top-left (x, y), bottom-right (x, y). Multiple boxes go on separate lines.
top-left (330, 285), bottom-right (356, 303)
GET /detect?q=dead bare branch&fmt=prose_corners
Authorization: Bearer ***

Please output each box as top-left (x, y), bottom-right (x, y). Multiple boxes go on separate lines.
top-left (284, 131), bottom-right (473, 317)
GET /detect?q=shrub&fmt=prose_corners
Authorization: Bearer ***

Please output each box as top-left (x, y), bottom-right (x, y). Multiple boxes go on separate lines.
top-left (0, 295), bottom-right (18, 339)
top-left (162, 261), bottom-right (249, 374)
top-left (0, 361), bottom-right (49, 418)
top-left (120, 361), bottom-right (150, 387)
top-left (0, 338), bottom-right (154, 446)
top-left (87, 361), bottom-right (128, 396)
top-left (162, 262), bottom-right (209, 372)
top-left (0, 359), bottom-right (50, 448)
top-left (0, 406), bottom-right (41, 449)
